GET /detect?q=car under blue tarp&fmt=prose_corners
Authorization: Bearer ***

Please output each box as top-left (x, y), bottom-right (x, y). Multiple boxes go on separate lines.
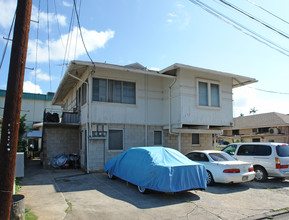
top-left (104, 146), bottom-right (207, 192)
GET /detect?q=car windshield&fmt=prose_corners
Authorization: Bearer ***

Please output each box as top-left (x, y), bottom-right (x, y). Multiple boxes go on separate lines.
top-left (276, 144), bottom-right (289, 157)
top-left (222, 145), bottom-right (237, 155)
top-left (209, 152), bottom-right (236, 161)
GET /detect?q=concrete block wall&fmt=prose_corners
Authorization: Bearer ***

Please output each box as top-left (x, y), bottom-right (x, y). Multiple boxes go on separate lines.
top-left (42, 124), bottom-right (79, 168)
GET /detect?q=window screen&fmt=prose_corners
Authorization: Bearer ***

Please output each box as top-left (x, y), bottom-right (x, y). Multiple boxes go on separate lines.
top-left (192, 134), bottom-right (200, 145)
top-left (109, 130), bottom-right (123, 150)
top-left (154, 131), bottom-right (162, 145)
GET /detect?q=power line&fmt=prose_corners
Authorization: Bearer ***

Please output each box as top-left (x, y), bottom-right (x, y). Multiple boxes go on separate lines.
top-left (73, 0), bottom-right (95, 66)
top-left (61, 3), bottom-right (75, 77)
top-left (248, 86), bottom-right (289, 95)
top-left (53, 0), bottom-right (65, 49)
top-left (188, 0), bottom-right (289, 57)
top-left (217, 0), bottom-right (289, 40)
top-left (47, 0), bottom-right (52, 91)
top-left (245, 0), bottom-right (289, 26)
top-left (0, 11), bottom-right (16, 70)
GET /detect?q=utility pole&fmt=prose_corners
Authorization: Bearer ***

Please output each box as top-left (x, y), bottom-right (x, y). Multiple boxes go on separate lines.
top-left (0, 0), bottom-right (32, 219)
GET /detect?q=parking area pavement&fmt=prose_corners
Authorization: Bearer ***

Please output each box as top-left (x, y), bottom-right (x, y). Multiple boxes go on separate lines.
top-left (20, 160), bottom-right (289, 220)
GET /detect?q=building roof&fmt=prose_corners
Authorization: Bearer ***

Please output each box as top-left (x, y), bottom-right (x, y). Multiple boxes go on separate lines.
top-left (160, 63), bottom-right (257, 88)
top-left (0, 89), bottom-right (55, 101)
top-left (232, 112), bottom-right (289, 129)
top-left (53, 61), bottom-right (257, 106)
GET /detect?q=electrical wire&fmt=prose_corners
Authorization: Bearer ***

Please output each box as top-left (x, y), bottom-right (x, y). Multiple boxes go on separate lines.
top-left (74, 0), bottom-right (82, 60)
top-left (0, 11), bottom-right (16, 70)
top-left (61, 3), bottom-right (75, 77)
top-left (245, 0), bottom-right (289, 26)
top-left (47, 0), bottom-right (52, 91)
top-left (188, 0), bottom-right (289, 57)
top-left (216, 0), bottom-right (289, 40)
top-left (73, 0), bottom-right (95, 66)
top-left (53, 0), bottom-right (65, 49)
top-left (248, 86), bottom-right (289, 95)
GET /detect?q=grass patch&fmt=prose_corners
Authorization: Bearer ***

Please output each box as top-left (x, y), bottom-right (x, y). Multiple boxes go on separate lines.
top-left (25, 209), bottom-right (37, 220)
top-left (65, 199), bottom-right (72, 213)
top-left (15, 177), bottom-right (22, 194)
top-left (271, 207), bottom-right (289, 212)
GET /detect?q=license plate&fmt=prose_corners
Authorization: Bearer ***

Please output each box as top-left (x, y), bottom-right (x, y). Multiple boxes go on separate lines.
top-left (242, 176), bottom-right (248, 181)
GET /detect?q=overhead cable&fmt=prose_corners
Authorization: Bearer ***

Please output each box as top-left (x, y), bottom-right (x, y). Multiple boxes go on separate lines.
top-left (245, 0), bottom-right (289, 26)
top-left (188, 0), bottom-right (289, 57)
top-left (217, 0), bottom-right (289, 40)
top-left (47, 0), bottom-right (52, 91)
top-left (53, 0), bottom-right (65, 49)
top-left (73, 0), bottom-right (95, 66)
top-left (0, 11), bottom-right (16, 70)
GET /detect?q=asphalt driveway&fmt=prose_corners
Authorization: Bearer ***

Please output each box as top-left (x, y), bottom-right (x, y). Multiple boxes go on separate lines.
top-left (20, 160), bottom-right (289, 220)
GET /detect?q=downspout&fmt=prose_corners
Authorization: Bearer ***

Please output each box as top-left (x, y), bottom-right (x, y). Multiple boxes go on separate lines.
top-left (67, 71), bottom-right (90, 173)
top-left (169, 77), bottom-right (181, 152)
top-left (145, 74), bottom-right (148, 146)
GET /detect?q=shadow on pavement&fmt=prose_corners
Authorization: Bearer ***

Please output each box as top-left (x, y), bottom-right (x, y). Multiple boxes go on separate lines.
top-left (55, 173), bottom-right (201, 209)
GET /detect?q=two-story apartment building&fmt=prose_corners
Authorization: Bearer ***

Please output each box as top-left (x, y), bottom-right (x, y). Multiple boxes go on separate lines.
top-left (219, 112), bottom-right (289, 144)
top-left (44, 61), bottom-right (256, 172)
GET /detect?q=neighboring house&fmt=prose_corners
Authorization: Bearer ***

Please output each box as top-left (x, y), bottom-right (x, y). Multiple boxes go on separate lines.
top-left (42, 61), bottom-right (256, 172)
top-left (0, 89), bottom-right (62, 148)
top-left (219, 112), bottom-right (289, 144)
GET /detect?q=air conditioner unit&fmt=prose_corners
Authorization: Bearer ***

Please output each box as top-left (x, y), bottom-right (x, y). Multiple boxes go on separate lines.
top-left (269, 128), bottom-right (279, 134)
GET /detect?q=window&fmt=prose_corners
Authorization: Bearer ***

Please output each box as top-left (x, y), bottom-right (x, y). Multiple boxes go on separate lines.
top-left (81, 83), bottom-right (87, 106)
top-left (232, 130), bottom-right (239, 135)
top-left (198, 80), bottom-right (220, 107)
top-left (237, 145), bottom-right (272, 156)
top-left (93, 78), bottom-right (136, 104)
top-left (186, 152), bottom-right (209, 162)
top-left (154, 131), bottom-right (162, 145)
top-left (252, 138), bottom-right (260, 142)
top-left (222, 144), bottom-right (237, 156)
top-left (192, 134), bottom-right (200, 145)
top-left (109, 130), bottom-right (123, 150)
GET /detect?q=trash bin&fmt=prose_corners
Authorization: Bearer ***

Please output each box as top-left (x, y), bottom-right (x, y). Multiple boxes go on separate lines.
top-left (10, 194), bottom-right (25, 220)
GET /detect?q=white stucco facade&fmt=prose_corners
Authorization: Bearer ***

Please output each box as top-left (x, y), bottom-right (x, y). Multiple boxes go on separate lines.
top-left (51, 61), bottom-right (257, 171)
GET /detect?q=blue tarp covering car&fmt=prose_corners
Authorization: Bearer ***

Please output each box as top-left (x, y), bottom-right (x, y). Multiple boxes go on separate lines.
top-left (104, 146), bottom-right (207, 193)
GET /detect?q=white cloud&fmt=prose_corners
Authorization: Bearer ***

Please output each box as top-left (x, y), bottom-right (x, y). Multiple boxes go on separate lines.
top-left (62, 1), bottom-right (72, 7)
top-left (0, 0), bottom-right (16, 29)
top-left (23, 81), bottom-right (43, 94)
top-left (27, 27), bottom-right (115, 63)
top-left (233, 85), bottom-right (289, 117)
top-left (31, 5), bottom-right (67, 29)
top-left (167, 4), bottom-right (191, 28)
top-left (30, 69), bottom-right (56, 81)
top-left (149, 67), bottom-right (160, 71)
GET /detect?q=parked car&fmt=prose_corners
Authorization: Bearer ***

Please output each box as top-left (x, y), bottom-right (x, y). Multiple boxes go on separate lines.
top-left (222, 142), bottom-right (289, 181)
top-left (104, 146), bottom-right (207, 193)
top-left (186, 150), bottom-right (255, 185)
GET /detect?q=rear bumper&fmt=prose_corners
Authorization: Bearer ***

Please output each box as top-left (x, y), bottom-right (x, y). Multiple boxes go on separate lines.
top-left (268, 169), bottom-right (289, 178)
top-left (214, 172), bottom-right (255, 184)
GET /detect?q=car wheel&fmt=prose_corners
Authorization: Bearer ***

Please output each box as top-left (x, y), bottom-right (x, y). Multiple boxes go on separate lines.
top-left (138, 186), bottom-right (147, 194)
top-left (206, 170), bottom-right (215, 186)
top-left (107, 172), bottom-right (114, 179)
top-left (254, 166), bottom-right (267, 182)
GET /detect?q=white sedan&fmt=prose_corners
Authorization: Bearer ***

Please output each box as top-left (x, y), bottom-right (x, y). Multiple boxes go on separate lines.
top-left (186, 150), bottom-right (255, 185)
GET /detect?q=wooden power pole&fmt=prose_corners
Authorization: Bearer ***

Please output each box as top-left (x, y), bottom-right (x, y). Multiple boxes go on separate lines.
top-left (0, 0), bottom-right (32, 219)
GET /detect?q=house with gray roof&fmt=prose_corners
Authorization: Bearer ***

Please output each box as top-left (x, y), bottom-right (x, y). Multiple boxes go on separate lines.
top-left (219, 112), bottom-right (289, 144)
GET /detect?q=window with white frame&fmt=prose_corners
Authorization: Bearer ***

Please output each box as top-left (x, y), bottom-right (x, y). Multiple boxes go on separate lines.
top-left (198, 80), bottom-right (220, 107)
top-left (109, 130), bottom-right (123, 150)
top-left (93, 78), bottom-right (136, 104)
top-left (154, 131), bottom-right (162, 145)
top-left (192, 133), bottom-right (200, 145)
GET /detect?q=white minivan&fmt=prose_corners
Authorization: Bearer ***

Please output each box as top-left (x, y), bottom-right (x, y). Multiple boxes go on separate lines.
top-left (222, 143), bottom-right (289, 181)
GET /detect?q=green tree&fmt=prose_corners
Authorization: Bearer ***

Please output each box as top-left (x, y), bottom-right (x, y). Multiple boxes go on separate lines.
top-left (240, 113), bottom-right (244, 117)
top-left (17, 115), bottom-right (27, 152)
top-left (249, 107), bottom-right (258, 115)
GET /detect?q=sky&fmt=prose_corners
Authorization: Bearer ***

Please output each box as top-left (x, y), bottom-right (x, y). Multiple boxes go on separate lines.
top-left (0, 0), bottom-right (289, 117)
